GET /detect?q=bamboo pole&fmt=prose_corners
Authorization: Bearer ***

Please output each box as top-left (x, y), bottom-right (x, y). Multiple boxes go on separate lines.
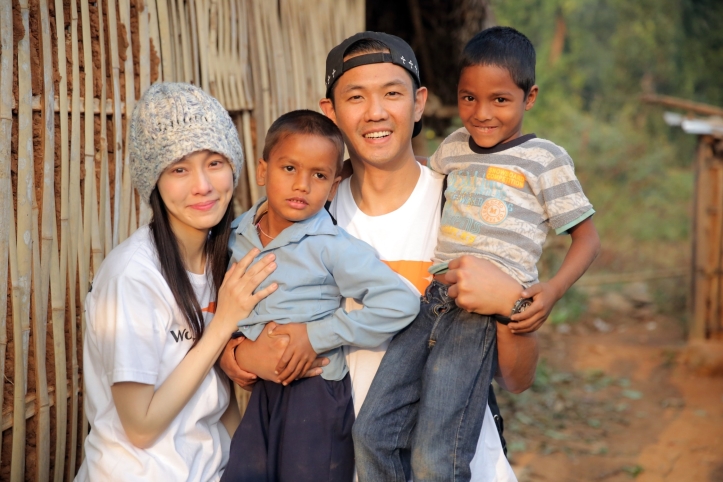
top-left (52, 0), bottom-right (70, 477)
top-left (97, 0), bottom-right (112, 256)
top-left (12, 0), bottom-right (34, 478)
top-left (0, 0), bottom-right (13, 471)
top-left (242, 110), bottom-right (259, 202)
top-left (79, 0), bottom-right (97, 454)
top-left (66, 0), bottom-right (83, 475)
top-left (168, 0), bottom-right (182, 82)
top-left (238, 0), bottom-right (252, 110)
top-left (138, 0), bottom-right (153, 226)
top-left (189, 0), bottom-right (201, 86)
top-left (30, 179), bottom-right (50, 482)
top-left (249, 0), bottom-right (270, 159)
top-left (195, 0), bottom-right (211, 92)
top-left (147, 0), bottom-right (162, 82)
top-left (34, 0), bottom-right (57, 477)
top-left (107, 0), bottom-right (124, 246)
top-left (207, 0), bottom-right (220, 101)
top-left (156, 0), bottom-right (173, 81)
top-left (176, 0), bottom-right (193, 84)
top-left (119, 0), bottom-right (137, 241)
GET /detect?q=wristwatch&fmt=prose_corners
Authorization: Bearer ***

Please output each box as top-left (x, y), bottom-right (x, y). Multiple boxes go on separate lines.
top-left (495, 297), bottom-right (533, 325)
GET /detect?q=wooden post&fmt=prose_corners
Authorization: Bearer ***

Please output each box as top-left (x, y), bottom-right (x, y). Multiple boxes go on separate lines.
top-left (691, 136), bottom-right (718, 339)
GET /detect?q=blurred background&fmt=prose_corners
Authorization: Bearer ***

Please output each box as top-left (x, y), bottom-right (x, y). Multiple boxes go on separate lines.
top-left (366, 0), bottom-right (723, 480)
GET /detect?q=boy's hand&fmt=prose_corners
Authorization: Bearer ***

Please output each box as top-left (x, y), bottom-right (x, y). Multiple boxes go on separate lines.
top-left (268, 323), bottom-right (318, 385)
top-left (508, 282), bottom-right (561, 333)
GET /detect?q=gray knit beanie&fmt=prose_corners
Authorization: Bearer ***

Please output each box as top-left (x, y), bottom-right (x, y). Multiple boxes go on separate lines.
top-left (129, 82), bottom-right (244, 204)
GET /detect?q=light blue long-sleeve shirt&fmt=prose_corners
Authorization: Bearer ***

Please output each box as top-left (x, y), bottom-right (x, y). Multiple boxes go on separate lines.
top-left (228, 198), bottom-right (420, 381)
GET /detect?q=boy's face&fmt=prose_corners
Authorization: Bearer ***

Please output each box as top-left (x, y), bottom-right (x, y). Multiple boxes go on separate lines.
top-left (457, 64), bottom-right (538, 148)
top-left (256, 133), bottom-right (342, 233)
top-left (319, 62), bottom-right (427, 170)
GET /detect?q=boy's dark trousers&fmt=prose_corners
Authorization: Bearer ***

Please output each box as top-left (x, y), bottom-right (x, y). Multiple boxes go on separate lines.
top-left (221, 375), bottom-right (355, 482)
top-left (353, 281), bottom-right (497, 482)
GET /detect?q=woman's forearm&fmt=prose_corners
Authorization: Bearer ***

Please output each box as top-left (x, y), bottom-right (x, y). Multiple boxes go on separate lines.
top-left (112, 319), bottom-right (235, 448)
top-left (494, 323), bottom-right (539, 393)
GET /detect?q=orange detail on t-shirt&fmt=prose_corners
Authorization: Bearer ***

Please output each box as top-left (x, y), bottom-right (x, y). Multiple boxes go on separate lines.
top-left (485, 166), bottom-right (525, 189)
top-left (382, 260), bottom-right (434, 295)
top-left (202, 302), bottom-right (216, 314)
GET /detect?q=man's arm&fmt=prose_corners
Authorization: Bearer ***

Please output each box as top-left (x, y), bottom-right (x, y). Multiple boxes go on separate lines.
top-left (495, 324), bottom-right (539, 393)
top-left (435, 255), bottom-right (539, 392)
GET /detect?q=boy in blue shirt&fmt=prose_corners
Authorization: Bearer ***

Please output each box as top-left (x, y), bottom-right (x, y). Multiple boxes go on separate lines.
top-left (221, 110), bottom-right (420, 482)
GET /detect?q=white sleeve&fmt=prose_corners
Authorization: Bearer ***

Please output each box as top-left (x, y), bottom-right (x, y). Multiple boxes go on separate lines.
top-left (88, 272), bottom-right (173, 386)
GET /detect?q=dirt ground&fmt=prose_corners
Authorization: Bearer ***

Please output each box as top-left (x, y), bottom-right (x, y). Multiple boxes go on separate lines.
top-left (498, 285), bottom-right (723, 482)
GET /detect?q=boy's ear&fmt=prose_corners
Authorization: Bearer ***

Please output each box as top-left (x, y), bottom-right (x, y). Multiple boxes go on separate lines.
top-left (525, 85), bottom-right (539, 111)
top-left (256, 158), bottom-right (267, 187)
top-left (327, 175), bottom-right (343, 202)
top-left (319, 98), bottom-right (337, 124)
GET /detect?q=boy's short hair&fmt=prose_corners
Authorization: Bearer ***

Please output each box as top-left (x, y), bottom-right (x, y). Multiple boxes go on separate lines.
top-left (460, 26), bottom-right (536, 96)
top-left (262, 110), bottom-right (345, 175)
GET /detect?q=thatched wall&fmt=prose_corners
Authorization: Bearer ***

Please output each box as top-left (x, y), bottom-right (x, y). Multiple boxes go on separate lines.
top-left (0, 0), bottom-right (364, 479)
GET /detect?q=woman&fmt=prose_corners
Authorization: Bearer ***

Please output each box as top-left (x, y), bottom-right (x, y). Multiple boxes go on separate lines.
top-left (76, 83), bottom-right (276, 481)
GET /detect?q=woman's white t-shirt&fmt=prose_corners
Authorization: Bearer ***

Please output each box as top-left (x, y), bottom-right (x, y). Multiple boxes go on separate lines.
top-left (330, 164), bottom-right (517, 482)
top-left (76, 225), bottom-right (231, 482)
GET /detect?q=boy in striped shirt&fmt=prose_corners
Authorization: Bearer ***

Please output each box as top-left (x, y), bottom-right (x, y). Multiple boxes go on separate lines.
top-left (354, 26), bottom-right (600, 481)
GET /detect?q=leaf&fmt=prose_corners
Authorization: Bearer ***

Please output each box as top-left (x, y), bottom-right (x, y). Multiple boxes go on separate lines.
top-left (622, 389), bottom-right (643, 400)
top-left (623, 465), bottom-right (644, 477)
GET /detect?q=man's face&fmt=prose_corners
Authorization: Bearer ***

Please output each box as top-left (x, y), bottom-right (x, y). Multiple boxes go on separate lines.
top-left (457, 64), bottom-right (537, 148)
top-left (320, 62), bottom-right (427, 169)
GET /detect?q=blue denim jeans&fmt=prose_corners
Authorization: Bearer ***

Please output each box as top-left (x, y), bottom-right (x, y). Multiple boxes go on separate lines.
top-left (353, 281), bottom-right (497, 482)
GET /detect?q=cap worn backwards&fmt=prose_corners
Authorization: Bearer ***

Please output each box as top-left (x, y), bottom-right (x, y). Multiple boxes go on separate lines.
top-left (325, 31), bottom-right (424, 137)
top-left (129, 82), bottom-right (244, 204)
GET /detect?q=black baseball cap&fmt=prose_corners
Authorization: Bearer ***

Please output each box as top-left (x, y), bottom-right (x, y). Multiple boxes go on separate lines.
top-left (325, 31), bottom-right (423, 138)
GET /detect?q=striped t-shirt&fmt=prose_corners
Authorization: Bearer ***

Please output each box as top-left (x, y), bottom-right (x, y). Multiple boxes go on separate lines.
top-left (429, 128), bottom-right (595, 286)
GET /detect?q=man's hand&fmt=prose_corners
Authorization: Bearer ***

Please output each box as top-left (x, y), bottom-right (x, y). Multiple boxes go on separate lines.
top-left (435, 256), bottom-right (522, 316)
top-left (219, 337), bottom-right (258, 391)
top-left (268, 323), bottom-right (318, 386)
top-left (224, 322), bottom-right (329, 385)
top-left (508, 282), bottom-right (562, 334)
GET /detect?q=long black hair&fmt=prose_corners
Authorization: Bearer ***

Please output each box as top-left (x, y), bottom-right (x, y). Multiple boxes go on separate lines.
top-left (148, 186), bottom-right (233, 346)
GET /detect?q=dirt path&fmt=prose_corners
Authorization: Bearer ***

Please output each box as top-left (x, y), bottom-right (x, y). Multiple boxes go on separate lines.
top-left (500, 303), bottom-right (723, 482)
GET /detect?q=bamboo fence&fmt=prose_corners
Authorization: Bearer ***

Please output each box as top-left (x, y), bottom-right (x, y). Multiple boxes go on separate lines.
top-left (0, 0), bottom-right (364, 479)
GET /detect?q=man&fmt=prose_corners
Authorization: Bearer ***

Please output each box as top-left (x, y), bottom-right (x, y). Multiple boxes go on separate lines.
top-left (221, 32), bottom-right (538, 481)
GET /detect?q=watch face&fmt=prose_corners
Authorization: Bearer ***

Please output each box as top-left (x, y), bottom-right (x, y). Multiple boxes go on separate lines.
top-left (517, 299), bottom-right (533, 314)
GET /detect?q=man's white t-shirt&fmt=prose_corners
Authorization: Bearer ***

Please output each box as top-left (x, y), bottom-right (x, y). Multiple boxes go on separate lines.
top-left (329, 163), bottom-right (517, 482)
top-left (77, 226), bottom-right (231, 482)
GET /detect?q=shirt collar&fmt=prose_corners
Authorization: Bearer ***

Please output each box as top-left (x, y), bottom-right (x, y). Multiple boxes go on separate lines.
top-left (468, 133), bottom-right (537, 154)
top-left (231, 197), bottom-right (338, 251)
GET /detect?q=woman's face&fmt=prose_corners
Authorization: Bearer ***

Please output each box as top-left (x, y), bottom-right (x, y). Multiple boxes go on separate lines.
top-left (156, 150), bottom-right (234, 237)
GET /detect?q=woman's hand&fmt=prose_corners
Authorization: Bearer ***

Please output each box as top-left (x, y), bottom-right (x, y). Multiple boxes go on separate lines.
top-left (214, 249), bottom-right (278, 334)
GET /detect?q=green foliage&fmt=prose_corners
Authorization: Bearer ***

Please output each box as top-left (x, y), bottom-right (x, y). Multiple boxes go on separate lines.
top-left (484, 0), bottom-right (720, 287)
